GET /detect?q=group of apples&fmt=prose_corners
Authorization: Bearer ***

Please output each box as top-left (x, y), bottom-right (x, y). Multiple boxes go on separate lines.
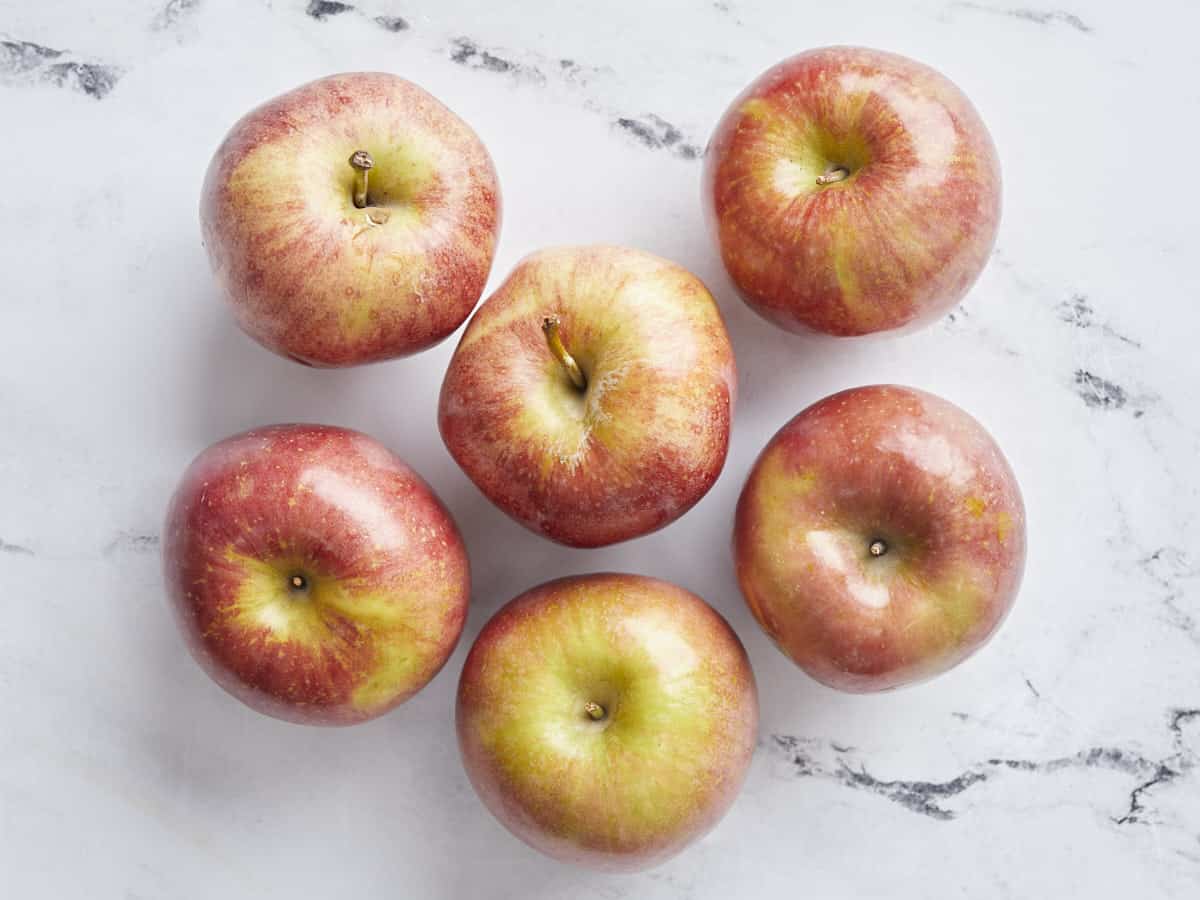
top-left (164, 47), bottom-right (1025, 871)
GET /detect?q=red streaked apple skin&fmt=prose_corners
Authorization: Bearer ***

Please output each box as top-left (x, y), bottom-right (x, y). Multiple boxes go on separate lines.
top-left (704, 46), bottom-right (1001, 336)
top-left (162, 424), bottom-right (470, 725)
top-left (439, 245), bottom-right (736, 548)
top-left (457, 574), bottom-right (758, 871)
top-left (733, 385), bottom-right (1025, 691)
top-left (201, 72), bottom-right (501, 367)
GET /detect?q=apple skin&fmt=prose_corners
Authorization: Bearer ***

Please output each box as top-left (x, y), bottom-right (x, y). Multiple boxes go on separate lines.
top-left (733, 385), bottom-right (1024, 692)
top-left (457, 573), bottom-right (758, 871)
top-left (162, 424), bottom-right (470, 725)
top-left (704, 46), bottom-right (1001, 336)
top-left (200, 72), bottom-right (501, 367)
top-left (439, 245), bottom-right (736, 548)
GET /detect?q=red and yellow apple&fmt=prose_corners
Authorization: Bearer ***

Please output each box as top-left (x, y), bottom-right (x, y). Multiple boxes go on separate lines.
top-left (439, 245), bottom-right (736, 547)
top-left (457, 573), bottom-right (758, 871)
top-left (200, 72), bottom-right (501, 366)
top-left (704, 46), bottom-right (1001, 336)
top-left (734, 385), bottom-right (1024, 691)
top-left (162, 424), bottom-right (470, 725)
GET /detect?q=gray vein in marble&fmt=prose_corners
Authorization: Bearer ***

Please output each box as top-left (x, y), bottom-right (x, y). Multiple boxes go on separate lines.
top-left (104, 532), bottom-right (161, 556)
top-left (768, 709), bottom-right (1197, 823)
top-left (950, 2), bottom-right (1094, 33)
top-left (448, 37), bottom-right (544, 82)
top-left (305, 1), bottom-right (408, 32)
top-left (1024, 677), bottom-right (1041, 698)
top-left (440, 35), bottom-right (703, 163)
top-left (0, 538), bottom-right (34, 555)
top-left (0, 37), bottom-right (122, 99)
top-left (152, 0), bottom-right (202, 31)
top-left (373, 15), bottom-right (410, 32)
top-left (306, 0), bottom-right (355, 19)
top-left (1138, 546), bottom-right (1200, 647)
top-left (1074, 369), bottom-right (1129, 410)
top-left (614, 114), bottom-right (702, 160)
top-left (1073, 369), bottom-right (1157, 418)
top-left (1057, 294), bottom-right (1140, 347)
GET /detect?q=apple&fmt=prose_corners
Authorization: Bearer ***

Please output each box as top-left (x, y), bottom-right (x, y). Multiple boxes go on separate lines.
top-left (733, 385), bottom-right (1025, 691)
top-left (457, 573), bottom-right (758, 871)
top-left (439, 245), bottom-right (736, 547)
top-left (200, 72), bottom-right (501, 367)
top-left (162, 424), bottom-right (470, 725)
top-left (704, 46), bottom-right (1001, 336)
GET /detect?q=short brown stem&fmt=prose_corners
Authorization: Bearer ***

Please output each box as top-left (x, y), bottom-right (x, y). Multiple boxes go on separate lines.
top-left (816, 166), bottom-right (850, 186)
top-left (349, 149), bottom-right (374, 208)
top-left (584, 701), bottom-right (606, 721)
top-left (868, 539), bottom-right (888, 558)
top-left (541, 316), bottom-right (587, 391)
top-left (289, 574), bottom-right (308, 591)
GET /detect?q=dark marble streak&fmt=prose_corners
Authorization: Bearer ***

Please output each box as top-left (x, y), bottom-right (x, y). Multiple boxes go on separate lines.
top-left (0, 39), bottom-right (121, 99)
top-left (104, 532), bottom-right (160, 556)
top-left (950, 2), bottom-right (1093, 33)
top-left (448, 37), bottom-right (540, 80)
top-left (768, 709), bottom-right (1197, 823)
top-left (1058, 294), bottom-right (1140, 347)
top-left (374, 15), bottom-right (409, 32)
top-left (152, 0), bottom-right (202, 30)
top-left (306, 0), bottom-right (355, 19)
top-left (1074, 369), bottom-right (1130, 411)
top-left (0, 538), bottom-right (34, 555)
top-left (304, 1), bottom-right (409, 32)
top-left (614, 114), bottom-right (702, 160)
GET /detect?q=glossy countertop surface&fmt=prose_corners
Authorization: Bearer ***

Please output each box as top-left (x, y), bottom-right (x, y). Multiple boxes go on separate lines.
top-left (1, 1), bottom-right (1197, 897)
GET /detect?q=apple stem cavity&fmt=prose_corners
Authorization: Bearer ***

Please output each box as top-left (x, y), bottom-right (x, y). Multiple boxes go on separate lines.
top-left (541, 316), bottom-right (587, 391)
top-left (349, 150), bottom-right (375, 209)
top-left (868, 539), bottom-right (888, 558)
top-left (584, 701), bottom-right (606, 721)
top-left (816, 166), bottom-right (850, 186)
top-left (289, 573), bottom-right (309, 592)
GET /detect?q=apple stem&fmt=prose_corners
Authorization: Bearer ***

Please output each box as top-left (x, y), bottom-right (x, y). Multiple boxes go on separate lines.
top-left (349, 150), bottom-right (374, 209)
top-left (816, 166), bottom-right (850, 186)
top-left (541, 316), bottom-right (587, 391)
top-left (289, 574), bottom-right (308, 591)
top-left (584, 701), bottom-right (606, 721)
top-left (869, 539), bottom-right (888, 558)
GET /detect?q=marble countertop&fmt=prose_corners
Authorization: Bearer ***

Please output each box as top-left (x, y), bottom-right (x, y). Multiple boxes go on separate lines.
top-left (2, 1), bottom-right (1197, 897)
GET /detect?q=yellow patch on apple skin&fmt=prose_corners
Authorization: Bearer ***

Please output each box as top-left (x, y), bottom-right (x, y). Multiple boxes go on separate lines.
top-left (908, 569), bottom-right (983, 653)
top-left (831, 209), bottom-right (867, 320)
top-left (235, 475), bottom-right (255, 499)
top-left (964, 496), bottom-right (987, 517)
top-left (795, 470), bottom-right (818, 494)
top-left (996, 511), bottom-right (1013, 543)
top-left (338, 296), bottom-right (375, 341)
top-left (738, 97), bottom-right (771, 122)
top-left (469, 595), bottom-right (732, 841)
top-left (219, 549), bottom-right (441, 713)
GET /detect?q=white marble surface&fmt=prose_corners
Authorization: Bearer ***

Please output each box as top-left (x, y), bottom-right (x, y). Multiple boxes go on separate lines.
top-left (1, 1), bottom-right (1198, 897)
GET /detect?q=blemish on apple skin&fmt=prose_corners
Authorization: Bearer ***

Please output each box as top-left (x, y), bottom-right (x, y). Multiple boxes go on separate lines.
top-left (614, 115), bottom-right (703, 160)
top-left (0, 40), bottom-right (122, 99)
